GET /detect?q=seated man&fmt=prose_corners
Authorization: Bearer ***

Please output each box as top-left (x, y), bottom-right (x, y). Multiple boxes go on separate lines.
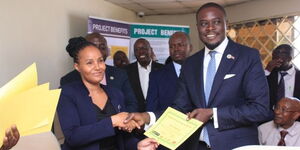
top-left (1, 125), bottom-right (19, 150)
top-left (258, 97), bottom-right (300, 146)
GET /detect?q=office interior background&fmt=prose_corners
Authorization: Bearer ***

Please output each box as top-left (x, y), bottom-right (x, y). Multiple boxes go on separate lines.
top-left (1, 0), bottom-right (299, 89)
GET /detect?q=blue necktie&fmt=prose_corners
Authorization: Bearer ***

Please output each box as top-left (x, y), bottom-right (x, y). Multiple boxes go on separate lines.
top-left (202, 50), bottom-right (217, 146)
top-left (205, 50), bottom-right (217, 104)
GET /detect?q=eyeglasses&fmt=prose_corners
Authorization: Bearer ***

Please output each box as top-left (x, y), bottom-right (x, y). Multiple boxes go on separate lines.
top-left (274, 106), bottom-right (297, 113)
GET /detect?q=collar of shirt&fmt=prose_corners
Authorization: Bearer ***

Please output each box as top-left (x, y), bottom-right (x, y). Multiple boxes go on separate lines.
top-left (172, 61), bottom-right (181, 77)
top-left (100, 73), bottom-right (107, 85)
top-left (138, 60), bottom-right (152, 71)
top-left (278, 122), bottom-right (298, 136)
top-left (203, 37), bottom-right (229, 87)
top-left (278, 65), bottom-right (296, 79)
top-left (204, 37), bottom-right (228, 57)
top-left (284, 66), bottom-right (296, 76)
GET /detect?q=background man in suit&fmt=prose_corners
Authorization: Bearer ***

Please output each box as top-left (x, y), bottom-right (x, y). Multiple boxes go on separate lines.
top-left (125, 38), bottom-right (163, 112)
top-left (60, 33), bottom-right (138, 112)
top-left (146, 32), bottom-right (192, 111)
top-left (125, 2), bottom-right (270, 150)
top-left (258, 97), bottom-right (300, 146)
top-left (265, 44), bottom-right (300, 109)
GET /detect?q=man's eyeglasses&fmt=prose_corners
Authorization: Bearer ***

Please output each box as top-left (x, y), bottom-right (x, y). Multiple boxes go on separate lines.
top-left (274, 106), bottom-right (297, 113)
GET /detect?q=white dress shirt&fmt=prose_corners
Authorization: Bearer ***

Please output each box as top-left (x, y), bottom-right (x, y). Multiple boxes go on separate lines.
top-left (265, 66), bottom-right (296, 97)
top-left (173, 61), bottom-right (181, 77)
top-left (138, 61), bottom-right (152, 99)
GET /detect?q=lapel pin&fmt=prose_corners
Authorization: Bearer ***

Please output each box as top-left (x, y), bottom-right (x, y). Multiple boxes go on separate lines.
top-left (110, 76), bottom-right (114, 80)
top-left (227, 54), bottom-right (235, 60)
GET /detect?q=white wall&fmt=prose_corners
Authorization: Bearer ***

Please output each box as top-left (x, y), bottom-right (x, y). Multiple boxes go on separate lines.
top-left (0, 0), bottom-right (140, 88)
top-left (144, 0), bottom-right (300, 53)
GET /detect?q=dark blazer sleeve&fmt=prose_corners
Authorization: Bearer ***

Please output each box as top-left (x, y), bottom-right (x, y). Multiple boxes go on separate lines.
top-left (57, 85), bottom-right (116, 147)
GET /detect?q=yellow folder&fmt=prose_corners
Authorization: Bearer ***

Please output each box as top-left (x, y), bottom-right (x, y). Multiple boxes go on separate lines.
top-left (0, 63), bottom-right (61, 146)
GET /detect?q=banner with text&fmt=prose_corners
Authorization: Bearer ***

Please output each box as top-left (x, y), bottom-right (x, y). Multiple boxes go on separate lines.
top-left (88, 16), bottom-right (189, 65)
top-left (130, 24), bottom-right (189, 63)
top-left (88, 16), bottom-right (131, 65)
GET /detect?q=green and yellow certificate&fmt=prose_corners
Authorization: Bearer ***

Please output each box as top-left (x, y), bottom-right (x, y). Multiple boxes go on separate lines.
top-left (144, 107), bottom-right (203, 150)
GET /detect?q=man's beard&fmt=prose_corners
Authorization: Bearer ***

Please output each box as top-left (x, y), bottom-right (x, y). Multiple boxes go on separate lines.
top-left (205, 41), bottom-right (222, 50)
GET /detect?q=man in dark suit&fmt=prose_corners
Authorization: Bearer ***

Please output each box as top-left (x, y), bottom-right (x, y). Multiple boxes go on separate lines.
top-left (60, 33), bottom-right (138, 112)
top-left (265, 44), bottom-right (300, 109)
top-left (146, 32), bottom-right (192, 111)
top-left (125, 2), bottom-right (270, 150)
top-left (125, 38), bottom-right (164, 112)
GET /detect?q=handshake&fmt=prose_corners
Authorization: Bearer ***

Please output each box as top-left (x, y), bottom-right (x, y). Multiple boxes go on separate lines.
top-left (111, 112), bottom-right (150, 132)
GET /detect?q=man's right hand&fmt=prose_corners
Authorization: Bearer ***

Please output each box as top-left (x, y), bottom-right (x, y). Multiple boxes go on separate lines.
top-left (265, 59), bottom-right (282, 72)
top-left (138, 138), bottom-right (159, 150)
top-left (124, 112), bottom-right (150, 127)
top-left (1, 125), bottom-right (20, 150)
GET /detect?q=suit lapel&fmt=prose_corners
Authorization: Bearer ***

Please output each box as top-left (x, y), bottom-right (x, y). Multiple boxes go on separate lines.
top-left (133, 62), bottom-right (145, 99)
top-left (294, 69), bottom-right (300, 98)
top-left (195, 51), bottom-right (206, 107)
top-left (169, 62), bottom-right (179, 79)
top-left (103, 86), bottom-right (122, 112)
top-left (105, 66), bottom-right (112, 85)
top-left (208, 40), bottom-right (239, 106)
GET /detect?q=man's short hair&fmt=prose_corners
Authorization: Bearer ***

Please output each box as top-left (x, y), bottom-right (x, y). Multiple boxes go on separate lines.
top-left (273, 44), bottom-right (294, 57)
top-left (196, 2), bottom-right (227, 21)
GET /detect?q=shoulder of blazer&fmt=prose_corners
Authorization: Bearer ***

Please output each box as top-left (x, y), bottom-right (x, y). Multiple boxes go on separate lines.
top-left (183, 49), bottom-right (204, 67)
top-left (152, 61), bottom-right (164, 69)
top-left (106, 65), bottom-right (127, 80)
top-left (125, 62), bottom-right (138, 71)
top-left (150, 63), bottom-right (173, 79)
top-left (60, 80), bottom-right (89, 98)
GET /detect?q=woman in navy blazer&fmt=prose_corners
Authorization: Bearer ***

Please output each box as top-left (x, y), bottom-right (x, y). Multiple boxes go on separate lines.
top-left (57, 37), bottom-right (138, 150)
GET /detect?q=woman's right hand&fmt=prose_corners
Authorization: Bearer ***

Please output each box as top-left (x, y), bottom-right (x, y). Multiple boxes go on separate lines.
top-left (111, 112), bottom-right (140, 132)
